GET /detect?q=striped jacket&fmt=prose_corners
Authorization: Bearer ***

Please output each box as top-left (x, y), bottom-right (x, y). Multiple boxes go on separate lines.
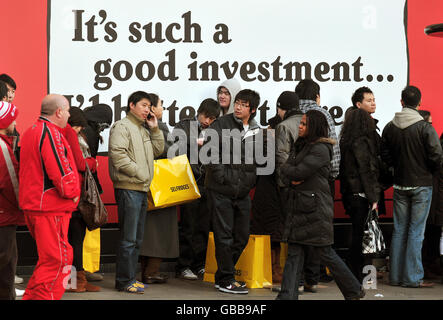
top-left (19, 117), bottom-right (80, 215)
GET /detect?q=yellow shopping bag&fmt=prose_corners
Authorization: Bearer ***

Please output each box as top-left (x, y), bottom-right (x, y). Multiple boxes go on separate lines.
top-left (148, 154), bottom-right (201, 211)
top-left (203, 232), bottom-right (272, 288)
top-left (82, 228), bottom-right (101, 273)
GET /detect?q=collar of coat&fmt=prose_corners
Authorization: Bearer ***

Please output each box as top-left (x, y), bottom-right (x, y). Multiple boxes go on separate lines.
top-left (126, 111), bottom-right (145, 126)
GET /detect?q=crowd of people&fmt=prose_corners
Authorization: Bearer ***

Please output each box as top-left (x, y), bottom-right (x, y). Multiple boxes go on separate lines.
top-left (0, 72), bottom-right (442, 300)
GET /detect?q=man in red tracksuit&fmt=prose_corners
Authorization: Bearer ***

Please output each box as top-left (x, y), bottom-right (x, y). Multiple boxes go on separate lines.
top-left (19, 94), bottom-right (80, 300)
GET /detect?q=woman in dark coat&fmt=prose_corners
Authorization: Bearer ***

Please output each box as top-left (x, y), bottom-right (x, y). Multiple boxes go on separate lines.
top-left (139, 93), bottom-right (179, 284)
top-left (339, 108), bottom-right (382, 282)
top-left (276, 110), bottom-right (363, 300)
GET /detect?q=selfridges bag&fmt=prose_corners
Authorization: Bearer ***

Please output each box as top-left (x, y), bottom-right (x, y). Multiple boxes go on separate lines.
top-left (147, 154), bottom-right (200, 211)
top-left (78, 164), bottom-right (108, 231)
top-left (362, 209), bottom-right (386, 254)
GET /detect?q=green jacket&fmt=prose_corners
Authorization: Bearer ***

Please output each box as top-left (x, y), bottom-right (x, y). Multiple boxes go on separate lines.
top-left (108, 112), bottom-right (165, 192)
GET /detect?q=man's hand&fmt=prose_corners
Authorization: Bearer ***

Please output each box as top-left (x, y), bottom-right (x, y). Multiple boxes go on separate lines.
top-left (145, 110), bottom-right (158, 128)
top-left (371, 202), bottom-right (378, 211)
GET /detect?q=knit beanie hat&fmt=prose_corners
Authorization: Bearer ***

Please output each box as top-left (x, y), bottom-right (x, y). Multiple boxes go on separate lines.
top-left (276, 91), bottom-right (299, 111)
top-left (68, 107), bottom-right (88, 128)
top-left (0, 101), bottom-right (18, 129)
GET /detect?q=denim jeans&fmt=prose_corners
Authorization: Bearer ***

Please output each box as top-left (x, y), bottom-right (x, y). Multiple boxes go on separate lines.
top-left (276, 244), bottom-right (362, 300)
top-left (389, 186), bottom-right (433, 287)
top-left (114, 189), bottom-right (148, 290)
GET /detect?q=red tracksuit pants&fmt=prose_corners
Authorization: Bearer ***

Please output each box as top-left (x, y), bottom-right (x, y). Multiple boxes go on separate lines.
top-left (23, 212), bottom-right (73, 300)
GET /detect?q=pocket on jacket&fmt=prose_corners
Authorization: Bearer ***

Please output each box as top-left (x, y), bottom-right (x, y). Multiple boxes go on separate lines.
top-left (295, 191), bottom-right (317, 214)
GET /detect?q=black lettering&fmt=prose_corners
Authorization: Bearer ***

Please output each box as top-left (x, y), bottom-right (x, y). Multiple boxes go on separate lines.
top-left (113, 60), bottom-right (133, 81)
top-left (167, 100), bottom-right (179, 126)
top-left (257, 62), bottom-right (270, 82)
top-left (72, 9), bottom-right (84, 41)
top-left (314, 62), bottom-right (330, 82)
top-left (104, 22), bottom-right (118, 42)
top-left (240, 62), bottom-right (256, 82)
top-left (143, 22), bottom-right (165, 43)
top-left (158, 49), bottom-right (179, 81)
top-left (213, 23), bottom-right (231, 44)
top-left (352, 56), bottom-right (364, 82)
top-left (135, 61), bottom-right (155, 81)
top-left (331, 62), bottom-right (351, 81)
top-left (200, 61), bottom-right (219, 81)
top-left (165, 23), bottom-right (182, 43)
top-left (179, 106), bottom-right (196, 121)
top-left (283, 62), bottom-right (311, 81)
top-left (182, 11), bottom-right (202, 43)
top-left (128, 22), bottom-right (142, 42)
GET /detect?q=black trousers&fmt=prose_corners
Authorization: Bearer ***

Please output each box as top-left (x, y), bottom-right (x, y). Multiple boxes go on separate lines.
top-left (280, 187), bottom-right (320, 286)
top-left (344, 194), bottom-right (371, 282)
top-left (277, 243), bottom-right (361, 300)
top-left (68, 211), bottom-right (87, 272)
top-left (176, 188), bottom-right (211, 273)
top-left (0, 225), bottom-right (17, 300)
top-left (207, 190), bottom-right (250, 285)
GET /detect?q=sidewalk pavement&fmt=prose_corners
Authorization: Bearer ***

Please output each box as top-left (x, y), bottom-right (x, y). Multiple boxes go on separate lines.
top-left (14, 271), bottom-right (443, 300)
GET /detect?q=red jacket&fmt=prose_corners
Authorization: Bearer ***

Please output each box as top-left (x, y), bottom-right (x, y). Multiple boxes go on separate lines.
top-left (0, 135), bottom-right (24, 226)
top-left (19, 117), bottom-right (80, 215)
top-left (61, 124), bottom-right (97, 188)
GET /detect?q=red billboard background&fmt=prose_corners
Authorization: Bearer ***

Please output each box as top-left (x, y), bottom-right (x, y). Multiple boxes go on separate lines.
top-left (1, 0), bottom-right (442, 221)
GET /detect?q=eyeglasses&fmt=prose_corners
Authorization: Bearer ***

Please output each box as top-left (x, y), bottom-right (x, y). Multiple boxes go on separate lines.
top-left (234, 101), bottom-right (250, 108)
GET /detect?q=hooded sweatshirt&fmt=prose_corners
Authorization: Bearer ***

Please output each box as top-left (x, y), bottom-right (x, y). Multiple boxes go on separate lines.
top-left (217, 78), bottom-right (241, 116)
top-left (381, 107), bottom-right (442, 187)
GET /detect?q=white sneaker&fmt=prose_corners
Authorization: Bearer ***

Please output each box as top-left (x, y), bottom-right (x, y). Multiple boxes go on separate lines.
top-left (14, 275), bottom-right (23, 284)
top-left (177, 268), bottom-right (198, 280)
top-left (15, 288), bottom-right (25, 297)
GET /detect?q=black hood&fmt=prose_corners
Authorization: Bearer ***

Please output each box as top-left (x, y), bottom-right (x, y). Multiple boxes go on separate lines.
top-left (84, 104), bottom-right (113, 125)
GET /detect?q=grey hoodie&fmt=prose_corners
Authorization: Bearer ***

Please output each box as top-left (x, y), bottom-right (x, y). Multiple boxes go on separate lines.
top-left (392, 107), bottom-right (423, 129)
top-left (217, 78), bottom-right (241, 116)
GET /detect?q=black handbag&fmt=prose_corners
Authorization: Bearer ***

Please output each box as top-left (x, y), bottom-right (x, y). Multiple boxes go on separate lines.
top-left (362, 209), bottom-right (386, 255)
top-left (78, 163), bottom-right (108, 231)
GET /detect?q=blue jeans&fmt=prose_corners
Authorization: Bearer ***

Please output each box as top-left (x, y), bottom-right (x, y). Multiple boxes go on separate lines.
top-left (114, 189), bottom-right (148, 289)
top-left (389, 186), bottom-right (433, 287)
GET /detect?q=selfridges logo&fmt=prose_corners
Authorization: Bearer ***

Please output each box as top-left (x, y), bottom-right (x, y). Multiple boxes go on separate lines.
top-left (167, 121), bottom-right (275, 176)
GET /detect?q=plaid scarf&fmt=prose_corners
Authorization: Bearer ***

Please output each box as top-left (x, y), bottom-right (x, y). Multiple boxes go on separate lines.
top-left (299, 99), bottom-right (341, 180)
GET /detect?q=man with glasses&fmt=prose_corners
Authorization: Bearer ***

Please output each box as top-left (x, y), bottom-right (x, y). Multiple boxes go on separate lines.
top-left (204, 89), bottom-right (261, 294)
top-left (216, 78), bottom-right (241, 116)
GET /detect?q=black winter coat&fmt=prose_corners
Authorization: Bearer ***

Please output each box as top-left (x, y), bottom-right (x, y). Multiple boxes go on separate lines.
top-left (280, 138), bottom-right (335, 246)
top-left (381, 108), bottom-right (442, 187)
top-left (340, 135), bottom-right (381, 204)
top-left (204, 113), bottom-right (260, 199)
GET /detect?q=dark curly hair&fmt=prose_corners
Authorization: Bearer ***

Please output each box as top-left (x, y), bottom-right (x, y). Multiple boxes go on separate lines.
top-left (340, 108), bottom-right (375, 148)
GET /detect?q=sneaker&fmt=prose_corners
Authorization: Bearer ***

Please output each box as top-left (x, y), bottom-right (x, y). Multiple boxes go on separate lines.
top-left (303, 284), bottom-right (318, 293)
top-left (236, 280), bottom-right (247, 288)
top-left (15, 275), bottom-right (23, 284)
top-left (196, 268), bottom-right (205, 279)
top-left (177, 268), bottom-right (198, 280)
top-left (15, 288), bottom-right (25, 297)
top-left (119, 282), bottom-right (144, 294)
top-left (218, 281), bottom-right (248, 294)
